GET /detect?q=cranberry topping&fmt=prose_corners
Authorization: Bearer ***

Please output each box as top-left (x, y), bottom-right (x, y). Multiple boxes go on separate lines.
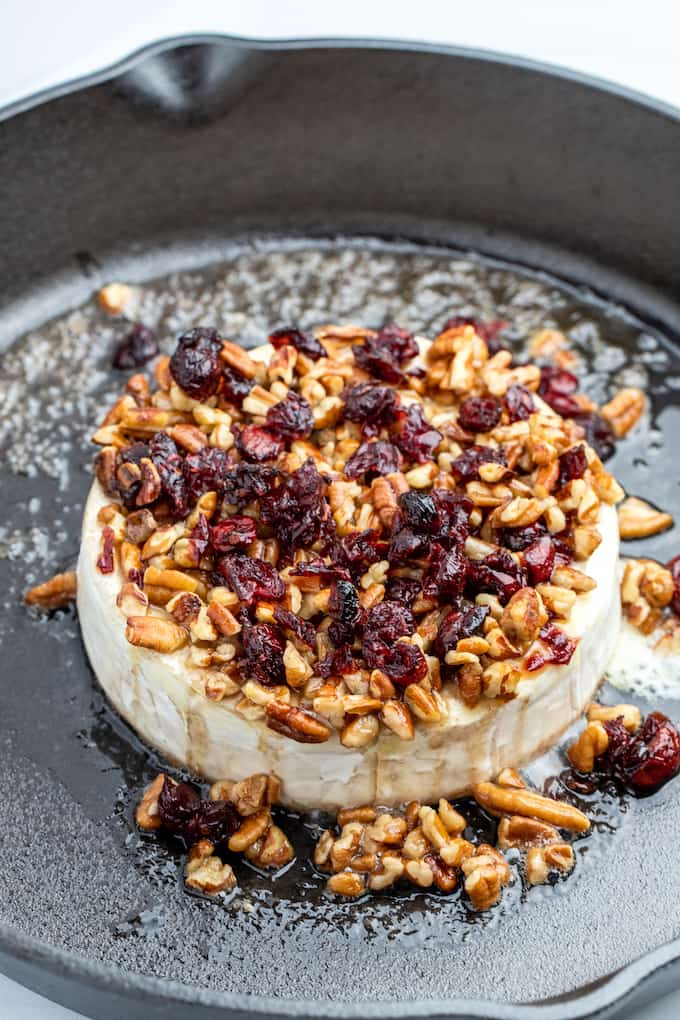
top-left (222, 364), bottom-right (252, 406)
top-left (538, 365), bottom-right (582, 418)
top-left (269, 327), bottom-right (326, 361)
top-left (259, 459), bottom-right (332, 550)
top-left (422, 543), bottom-right (467, 600)
top-left (217, 553), bottom-right (285, 603)
top-left (435, 604), bottom-right (489, 656)
top-left (450, 445), bottom-right (507, 483)
top-left (400, 491), bottom-right (437, 531)
top-left (183, 447), bottom-right (231, 503)
top-left (265, 391), bottom-right (314, 442)
top-left (328, 579), bottom-right (361, 645)
top-left (499, 521), bottom-right (547, 551)
top-left (504, 383), bottom-right (535, 422)
top-left (467, 548), bottom-right (526, 604)
top-left (591, 713), bottom-right (680, 793)
top-left (97, 526), bottom-right (115, 574)
top-left (343, 382), bottom-right (400, 437)
top-left (273, 605), bottom-right (316, 648)
top-left (234, 424), bottom-right (284, 463)
top-left (525, 623), bottom-right (577, 671)
top-left (318, 645), bottom-right (360, 679)
top-left (189, 514), bottom-right (211, 559)
top-left (431, 490), bottom-right (473, 546)
top-left (290, 558), bottom-right (352, 586)
top-left (112, 324), bottom-right (158, 369)
top-left (334, 529), bottom-right (388, 577)
top-left (353, 325), bottom-right (418, 383)
top-left (239, 615), bottom-right (286, 686)
top-left (363, 602), bottom-right (415, 673)
top-left (573, 412), bottom-right (617, 462)
top-left (458, 396), bottom-right (502, 433)
top-left (380, 641), bottom-right (428, 685)
top-left (211, 515), bottom-right (258, 552)
top-left (557, 444), bottom-right (588, 489)
top-left (158, 777), bottom-right (239, 845)
top-left (149, 432), bottom-right (189, 517)
top-left (222, 463), bottom-right (279, 507)
top-left (383, 576), bottom-right (422, 607)
top-left (344, 440), bottom-right (404, 479)
top-left (667, 555), bottom-right (680, 615)
top-left (169, 327), bottom-right (223, 400)
top-left (523, 535), bottom-right (556, 584)
top-left (393, 403), bottom-right (442, 463)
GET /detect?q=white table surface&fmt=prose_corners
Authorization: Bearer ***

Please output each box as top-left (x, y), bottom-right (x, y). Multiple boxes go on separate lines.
top-left (1, 1), bottom-right (679, 1017)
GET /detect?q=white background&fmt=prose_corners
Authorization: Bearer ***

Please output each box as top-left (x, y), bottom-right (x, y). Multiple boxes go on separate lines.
top-left (1, 1), bottom-right (679, 1017)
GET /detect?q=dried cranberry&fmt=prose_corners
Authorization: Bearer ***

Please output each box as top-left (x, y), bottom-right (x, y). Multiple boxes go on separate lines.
top-left (499, 521), bottom-right (547, 551)
top-left (269, 327), bottom-right (325, 361)
top-left (112, 323), bottom-right (158, 369)
top-left (240, 619), bottom-right (286, 686)
top-left (458, 396), bottom-right (502, 433)
top-left (158, 778), bottom-right (239, 845)
top-left (234, 424), bottom-right (284, 463)
top-left (380, 641), bottom-right (428, 685)
top-left (266, 391), bottom-right (314, 442)
top-left (573, 412), bottom-right (617, 461)
top-left (400, 491), bottom-right (437, 531)
top-left (97, 526), bottom-right (115, 574)
top-left (183, 447), bottom-right (231, 503)
top-left (363, 602), bottom-right (414, 671)
top-left (273, 605), bottom-right (316, 648)
top-left (222, 463), bottom-right (278, 507)
top-left (450, 445), bottom-right (507, 483)
top-left (318, 645), bottom-right (359, 678)
top-left (388, 523), bottom-right (430, 565)
top-left (435, 605), bottom-right (489, 656)
top-left (557, 444), bottom-right (587, 488)
top-left (422, 543), bottom-right (467, 600)
top-left (525, 623), bottom-right (577, 671)
top-left (169, 327), bottom-right (223, 400)
top-left (328, 579), bottom-right (361, 645)
top-left (217, 553), bottom-right (285, 603)
top-left (467, 548), bottom-right (525, 604)
top-left (431, 490), bottom-right (473, 546)
top-left (334, 530), bottom-right (388, 577)
top-left (608, 712), bottom-right (680, 791)
top-left (538, 366), bottom-right (582, 418)
top-left (667, 555), bottom-right (680, 615)
top-left (290, 558), bottom-right (351, 585)
top-left (260, 459), bottom-right (332, 550)
top-left (504, 384), bottom-right (535, 422)
top-left (353, 325), bottom-right (418, 383)
top-left (149, 432), bottom-right (189, 517)
top-left (222, 364), bottom-right (252, 406)
top-left (443, 316), bottom-right (508, 355)
top-left (383, 576), bottom-right (422, 607)
top-left (343, 382), bottom-right (400, 437)
top-left (211, 515), bottom-right (258, 551)
top-left (190, 514), bottom-right (211, 559)
top-left (523, 535), bottom-right (555, 584)
top-left (344, 440), bottom-right (404, 479)
top-left (393, 403), bottom-right (442, 463)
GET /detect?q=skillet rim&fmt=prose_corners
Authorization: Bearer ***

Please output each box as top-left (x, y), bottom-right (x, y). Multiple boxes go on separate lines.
top-left (1, 31), bottom-right (680, 1020)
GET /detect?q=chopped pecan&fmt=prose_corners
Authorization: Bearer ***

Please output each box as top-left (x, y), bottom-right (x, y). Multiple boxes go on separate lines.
top-left (25, 570), bottom-right (77, 610)
top-left (526, 843), bottom-right (575, 885)
top-left (618, 497), bottom-right (673, 540)
top-left (265, 700), bottom-right (332, 743)
top-left (567, 721), bottom-right (609, 772)
top-left (587, 702), bottom-right (641, 733)
top-left (185, 839), bottom-right (236, 895)
top-left (135, 773), bottom-right (166, 831)
top-left (600, 387), bottom-right (645, 437)
top-left (125, 615), bottom-right (188, 652)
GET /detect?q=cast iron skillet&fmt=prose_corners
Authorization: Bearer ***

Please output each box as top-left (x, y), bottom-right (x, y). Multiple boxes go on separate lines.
top-left (1, 34), bottom-right (680, 1020)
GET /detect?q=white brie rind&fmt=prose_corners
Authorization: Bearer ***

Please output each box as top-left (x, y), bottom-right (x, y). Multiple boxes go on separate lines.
top-left (78, 477), bottom-right (620, 811)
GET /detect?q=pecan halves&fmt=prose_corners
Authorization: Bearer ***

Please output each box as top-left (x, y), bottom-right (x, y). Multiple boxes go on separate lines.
top-left (472, 781), bottom-right (590, 832)
top-left (24, 570), bottom-right (77, 610)
top-left (265, 700), bottom-right (332, 743)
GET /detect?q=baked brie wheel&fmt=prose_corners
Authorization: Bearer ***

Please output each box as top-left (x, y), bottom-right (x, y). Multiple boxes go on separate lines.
top-left (78, 326), bottom-right (623, 811)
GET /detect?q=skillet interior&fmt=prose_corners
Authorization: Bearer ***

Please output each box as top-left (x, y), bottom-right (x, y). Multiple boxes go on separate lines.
top-left (1, 37), bottom-right (680, 1020)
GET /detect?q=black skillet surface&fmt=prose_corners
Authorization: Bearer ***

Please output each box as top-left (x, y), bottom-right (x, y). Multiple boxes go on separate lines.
top-left (1, 36), bottom-right (680, 1020)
